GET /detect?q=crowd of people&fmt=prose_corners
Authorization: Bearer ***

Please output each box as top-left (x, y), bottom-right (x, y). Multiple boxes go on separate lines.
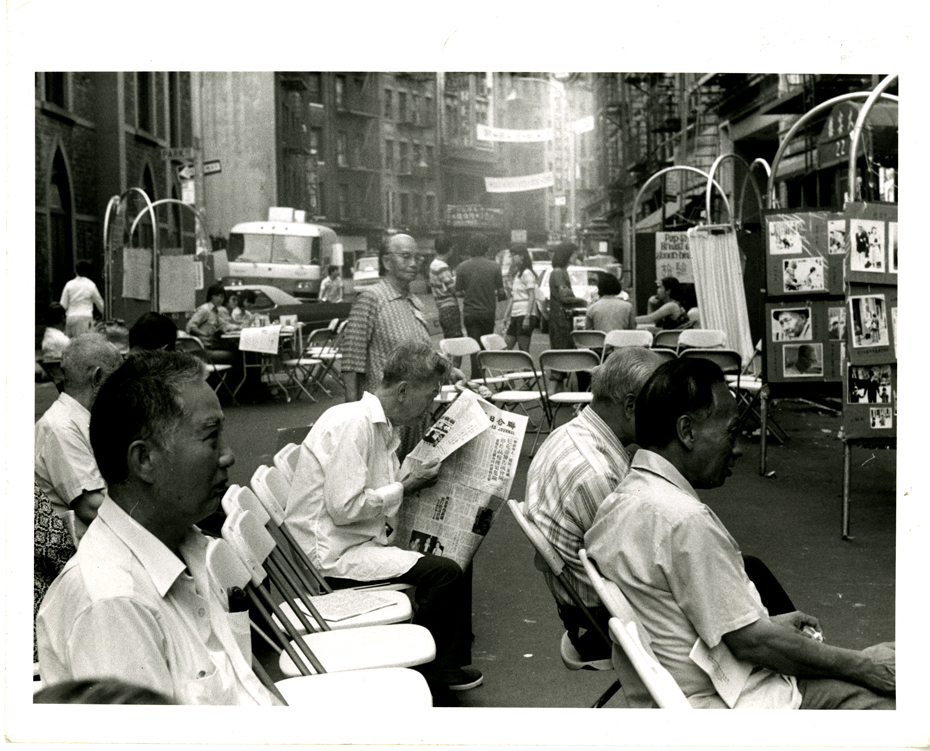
top-left (31, 240), bottom-right (895, 711)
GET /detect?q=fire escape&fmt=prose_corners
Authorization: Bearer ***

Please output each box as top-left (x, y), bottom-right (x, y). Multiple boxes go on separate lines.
top-left (334, 72), bottom-right (381, 231)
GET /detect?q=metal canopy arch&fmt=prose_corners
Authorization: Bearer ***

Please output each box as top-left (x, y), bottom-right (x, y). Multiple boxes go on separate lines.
top-left (704, 153), bottom-right (767, 228)
top-left (129, 198), bottom-right (209, 246)
top-left (847, 74), bottom-right (898, 201)
top-left (766, 90), bottom-right (899, 208)
top-left (103, 187), bottom-right (157, 313)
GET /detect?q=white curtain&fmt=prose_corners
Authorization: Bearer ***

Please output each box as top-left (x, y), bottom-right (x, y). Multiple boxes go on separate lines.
top-left (687, 227), bottom-right (754, 365)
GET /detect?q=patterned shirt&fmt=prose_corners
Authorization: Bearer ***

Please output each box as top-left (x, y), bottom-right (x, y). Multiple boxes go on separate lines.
top-left (428, 258), bottom-right (458, 310)
top-left (341, 277), bottom-right (431, 392)
top-left (525, 406), bottom-right (631, 607)
top-left (34, 481), bottom-right (76, 662)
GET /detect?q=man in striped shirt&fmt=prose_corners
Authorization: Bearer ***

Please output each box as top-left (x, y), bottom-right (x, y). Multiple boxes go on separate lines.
top-left (525, 347), bottom-right (664, 660)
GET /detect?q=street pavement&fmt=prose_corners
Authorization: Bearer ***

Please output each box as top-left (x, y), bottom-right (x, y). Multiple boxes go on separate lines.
top-left (32, 294), bottom-right (897, 709)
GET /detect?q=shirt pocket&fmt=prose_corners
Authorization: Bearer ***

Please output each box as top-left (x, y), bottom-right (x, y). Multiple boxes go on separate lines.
top-left (184, 661), bottom-right (236, 705)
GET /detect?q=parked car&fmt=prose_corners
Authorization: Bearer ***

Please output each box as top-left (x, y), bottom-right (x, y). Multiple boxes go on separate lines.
top-left (353, 256), bottom-right (381, 290)
top-left (583, 255), bottom-right (623, 280)
top-left (224, 284), bottom-right (351, 330)
top-left (534, 266), bottom-right (603, 331)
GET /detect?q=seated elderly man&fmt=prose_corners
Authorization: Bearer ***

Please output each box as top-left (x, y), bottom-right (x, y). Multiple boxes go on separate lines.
top-left (283, 340), bottom-right (482, 694)
top-left (525, 348), bottom-right (665, 660)
top-left (586, 358), bottom-right (895, 709)
top-left (37, 350), bottom-right (280, 705)
top-left (34, 333), bottom-right (123, 543)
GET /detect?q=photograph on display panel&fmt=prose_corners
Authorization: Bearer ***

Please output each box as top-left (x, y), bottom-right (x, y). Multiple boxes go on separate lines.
top-left (782, 257), bottom-right (825, 293)
top-left (782, 342), bottom-right (823, 377)
top-left (846, 364), bottom-right (893, 405)
top-left (828, 305), bottom-right (847, 341)
top-left (870, 407), bottom-right (893, 430)
top-left (768, 218), bottom-right (804, 254)
top-left (771, 307), bottom-right (813, 342)
top-left (827, 219), bottom-right (847, 254)
top-left (850, 219), bottom-right (886, 272)
top-left (849, 294), bottom-right (889, 348)
top-left (889, 222), bottom-right (897, 273)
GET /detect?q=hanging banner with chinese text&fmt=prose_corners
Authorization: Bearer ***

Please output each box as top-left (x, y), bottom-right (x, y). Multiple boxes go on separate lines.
top-left (476, 124), bottom-right (553, 142)
top-left (484, 172), bottom-right (554, 193)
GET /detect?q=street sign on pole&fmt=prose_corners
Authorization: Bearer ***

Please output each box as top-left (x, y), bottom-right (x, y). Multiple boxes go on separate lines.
top-left (181, 179), bottom-right (195, 205)
top-left (176, 163), bottom-right (195, 181)
top-left (203, 159), bottom-right (222, 175)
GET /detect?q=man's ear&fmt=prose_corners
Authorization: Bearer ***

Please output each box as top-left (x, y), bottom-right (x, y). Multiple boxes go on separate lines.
top-left (395, 380), bottom-right (409, 402)
top-left (127, 439), bottom-right (158, 484)
top-left (623, 392), bottom-right (637, 419)
top-left (91, 366), bottom-right (105, 389)
top-left (676, 413), bottom-right (697, 450)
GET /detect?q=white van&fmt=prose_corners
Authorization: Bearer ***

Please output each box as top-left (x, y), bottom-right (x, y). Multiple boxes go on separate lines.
top-left (224, 207), bottom-right (342, 300)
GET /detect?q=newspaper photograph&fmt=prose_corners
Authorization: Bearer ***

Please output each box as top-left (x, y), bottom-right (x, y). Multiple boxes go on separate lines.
top-left (393, 393), bottom-right (528, 569)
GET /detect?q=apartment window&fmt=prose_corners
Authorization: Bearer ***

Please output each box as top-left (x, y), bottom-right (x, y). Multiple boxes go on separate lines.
top-left (137, 72), bottom-right (154, 133)
top-left (336, 131), bottom-right (348, 167)
top-left (309, 127), bottom-right (323, 159)
top-left (400, 193), bottom-right (409, 225)
top-left (307, 73), bottom-right (322, 104)
top-left (399, 141), bottom-right (409, 173)
top-left (384, 89), bottom-right (393, 119)
top-left (168, 72), bottom-right (182, 147)
top-left (412, 193), bottom-right (421, 224)
top-left (44, 73), bottom-right (66, 108)
top-left (338, 184), bottom-right (350, 219)
top-left (424, 96), bottom-right (433, 126)
top-left (412, 143), bottom-right (421, 169)
top-left (412, 93), bottom-right (420, 125)
top-left (398, 92), bottom-right (407, 123)
top-left (385, 139), bottom-right (394, 171)
top-left (335, 75), bottom-right (346, 108)
top-left (425, 194), bottom-right (436, 223)
top-left (425, 144), bottom-right (434, 167)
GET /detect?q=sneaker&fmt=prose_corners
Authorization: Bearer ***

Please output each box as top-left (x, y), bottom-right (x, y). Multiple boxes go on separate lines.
top-left (442, 666), bottom-right (484, 692)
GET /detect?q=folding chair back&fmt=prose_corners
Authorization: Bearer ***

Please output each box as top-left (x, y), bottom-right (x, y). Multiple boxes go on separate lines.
top-left (274, 442), bottom-right (301, 483)
top-left (175, 335), bottom-right (236, 401)
top-left (571, 330), bottom-right (606, 354)
top-left (439, 336), bottom-right (481, 360)
top-left (538, 349), bottom-right (600, 426)
top-left (579, 549), bottom-right (692, 709)
top-left (677, 328), bottom-right (727, 352)
top-left (603, 329), bottom-right (653, 353)
top-left (652, 329), bottom-right (683, 351)
top-left (476, 349), bottom-right (547, 454)
top-left (679, 348), bottom-right (742, 385)
top-left (480, 333), bottom-right (508, 351)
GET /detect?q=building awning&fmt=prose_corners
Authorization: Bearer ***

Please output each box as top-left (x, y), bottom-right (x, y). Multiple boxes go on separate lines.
top-left (635, 200), bottom-right (680, 231)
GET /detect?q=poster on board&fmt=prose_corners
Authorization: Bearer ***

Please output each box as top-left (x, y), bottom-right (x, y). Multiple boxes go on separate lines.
top-left (765, 300), bottom-right (843, 383)
top-left (842, 361), bottom-right (897, 440)
top-left (655, 232), bottom-right (693, 283)
top-left (844, 202), bottom-right (897, 285)
top-left (763, 210), bottom-right (844, 296)
top-left (847, 284), bottom-right (897, 365)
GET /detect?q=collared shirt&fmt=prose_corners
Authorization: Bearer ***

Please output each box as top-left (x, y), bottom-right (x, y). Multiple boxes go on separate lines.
top-left (34, 392), bottom-right (105, 542)
top-left (341, 278), bottom-right (431, 392)
top-left (585, 449), bottom-right (801, 709)
top-left (186, 302), bottom-right (231, 340)
top-left (454, 256), bottom-right (504, 320)
top-left (60, 276), bottom-right (104, 320)
top-left (525, 406), bottom-right (631, 607)
top-left (37, 498), bottom-right (278, 705)
top-left (319, 275), bottom-right (344, 303)
top-left (585, 296), bottom-right (635, 332)
top-left (40, 327), bottom-right (70, 361)
top-left (283, 392), bottom-right (422, 580)
top-left (509, 269), bottom-right (537, 318)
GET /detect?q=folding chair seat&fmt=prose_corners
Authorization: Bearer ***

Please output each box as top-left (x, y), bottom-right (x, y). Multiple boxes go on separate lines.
top-left (175, 336), bottom-right (236, 403)
top-left (579, 549), bottom-right (692, 709)
top-left (205, 537), bottom-right (432, 707)
top-left (479, 333), bottom-right (507, 351)
top-left (219, 509), bottom-right (435, 679)
top-left (570, 329), bottom-right (606, 357)
top-left (476, 349), bottom-right (548, 455)
top-left (222, 484), bottom-right (414, 632)
top-left (677, 328), bottom-right (727, 353)
top-left (507, 501), bottom-right (621, 708)
top-left (250, 466), bottom-right (414, 596)
top-left (538, 349), bottom-right (600, 427)
top-left (303, 319), bottom-right (346, 393)
top-left (273, 442), bottom-right (301, 484)
top-left (602, 329), bottom-right (653, 360)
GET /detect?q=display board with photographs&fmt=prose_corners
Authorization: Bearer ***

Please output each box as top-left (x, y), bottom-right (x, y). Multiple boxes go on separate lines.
top-left (844, 202), bottom-right (898, 286)
top-left (766, 300), bottom-right (844, 382)
top-left (764, 210), bottom-right (845, 296)
top-left (842, 362), bottom-right (897, 439)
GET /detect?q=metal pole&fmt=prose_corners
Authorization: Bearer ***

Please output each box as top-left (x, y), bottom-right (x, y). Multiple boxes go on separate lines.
top-left (847, 74), bottom-right (898, 202)
top-left (705, 153), bottom-right (763, 228)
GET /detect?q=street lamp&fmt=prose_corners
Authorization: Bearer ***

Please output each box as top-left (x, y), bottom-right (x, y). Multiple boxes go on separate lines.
top-left (512, 75), bottom-right (577, 245)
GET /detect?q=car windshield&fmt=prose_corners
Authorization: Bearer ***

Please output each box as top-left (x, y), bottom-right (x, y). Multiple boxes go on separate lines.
top-left (357, 258), bottom-right (379, 273)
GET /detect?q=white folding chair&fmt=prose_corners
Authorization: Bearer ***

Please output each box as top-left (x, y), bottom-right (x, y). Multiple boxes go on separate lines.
top-left (439, 337), bottom-right (509, 389)
top-left (273, 442), bottom-right (301, 484)
top-left (652, 329), bottom-right (683, 352)
top-left (571, 329), bottom-right (606, 355)
top-left (175, 335), bottom-right (236, 403)
top-left (507, 501), bottom-right (621, 708)
top-left (221, 509), bottom-right (435, 679)
top-left (206, 537), bottom-right (433, 707)
top-left (677, 328), bottom-right (727, 353)
top-left (538, 349), bottom-right (600, 427)
top-left (603, 329), bottom-right (653, 360)
top-left (579, 549), bottom-right (692, 709)
top-left (475, 349), bottom-right (548, 455)
top-left (280, 323), bottom-right (326, 401)
top-left (222, 483), bottom-right (414, 631)
top-left (479, 333), bottom-right (507, 351)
